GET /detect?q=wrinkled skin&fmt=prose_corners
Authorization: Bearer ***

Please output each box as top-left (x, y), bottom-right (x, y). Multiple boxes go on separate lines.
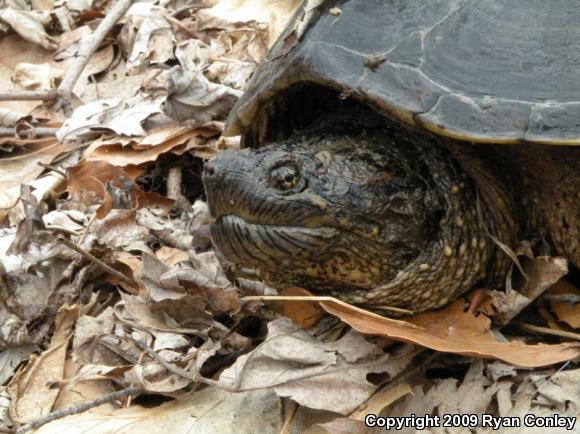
top-left (203, 115), bottom-right (521, 312)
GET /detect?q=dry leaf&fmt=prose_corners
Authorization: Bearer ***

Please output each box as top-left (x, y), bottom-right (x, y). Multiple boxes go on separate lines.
top-left (0, 9), bottom-right (57, 50)
top-left (124, 361), bottom-right (191, 394)
top-left (0, 387), bottom-right (12, 432)
top-left (8, 305), bottom-right (79, 424)
top-left (161, 252), bottom-right (239, 314)
top-left (534, 368), bottom-right (580, 412)
top-left (42, 209), bottom-right (88, 234)
top-left (388, 360), bottom-right (498, 424)
top-left (67, 160), bottom-right (173, 219)
top-left (52, 359), bottom-right (117, 414)
top-left (1, 241), bottom-right (70, 325)
top-left (163, 40), bottom-right (243, 124)
top-left (155, 246), bottom-right (189, 267)
top-left (0, 108), bottom-right (28, 127)
top-left (126, 6), bottom-right (174, 71)
top-left (0, 34), bottom-right (57, 114)
top-left (73, 308), bottom-right (117, 365)
top-left (349, 382), bottom-right (413, 420)
top-left (548, 280), bottom-right (580, 329)
top-left (219, 317), bottom-right (415, 414)
top-left (57, 97), bottom-right (164, 142)
top-left (320, 296), bottom-right (580, 367)
top-left (31, 387), bottom-right (330, 434)
top-left (84, 126), bottom-right (219, 166)
top-left (273, 287), bottom-right (326, 329)
top-left (115, 293), bottom-right (213, 335)
top-left (207, 0), bottom-right (302, 46)
top-left (491, 255), bottom-right (568, 325)
top-left (305, 419), bottom-right (372, 434)
top-left (12, 62), bottom-right (63, 90)
top-left (0, 139), bottom-right (64, 223)
top-left (0, 345), bottom-right (38, 385)
top-left (67, 160), bottom-right (143, 201)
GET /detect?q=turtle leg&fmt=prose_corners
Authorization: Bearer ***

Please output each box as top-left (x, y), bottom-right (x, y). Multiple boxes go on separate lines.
top-left (520, 146), bottom-right (580, 269)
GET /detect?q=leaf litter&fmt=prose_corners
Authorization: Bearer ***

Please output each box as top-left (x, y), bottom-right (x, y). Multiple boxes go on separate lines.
top-left (0, 0), bottom-right (578, 433)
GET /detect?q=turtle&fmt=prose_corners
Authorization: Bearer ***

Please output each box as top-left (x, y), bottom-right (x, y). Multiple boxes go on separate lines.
top-left (202, 0), bottom-right (580, 313)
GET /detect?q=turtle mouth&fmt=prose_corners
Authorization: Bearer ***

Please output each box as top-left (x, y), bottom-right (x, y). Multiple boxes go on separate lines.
top-left (210, 214), bottom-right (339, 267)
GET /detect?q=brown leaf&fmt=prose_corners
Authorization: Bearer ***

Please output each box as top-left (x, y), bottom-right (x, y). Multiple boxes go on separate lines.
top-left (67, 160), bottom-right (173, 219)
top-left (67, 160), bottom-right (142, 203)
top-left (320, 296), bottom-right (580, 368)
top-left (274, 287), bottom-right (326, 329)
top-left (548, 280), bottom-right (580, 329)
top-left (84, 126), bottom-right (219, 166)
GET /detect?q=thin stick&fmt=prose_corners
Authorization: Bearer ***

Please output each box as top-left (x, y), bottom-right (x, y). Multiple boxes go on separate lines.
top-left (37, 162), bottom-right (67, 178)
top-left (134, 336), bottom-right (406, 395)
top-left (130, 338), bottom-right (224, 389)
top-left (58, 236), bottom-right (133, 285)
top-left (56, 0), bottom-right (135, 109)
top-left (279, 400), bottom-right (298, 434)
top-left (0, 127), bottom-right (59, 137)
top-left (15, 387), bottom-right (142, 434)
top-left (516, 322), bottom-right (580, 341)
top-left (241, 295), bottom-right (416, 317)
top-left (0, 89), bottom-right (56, 101)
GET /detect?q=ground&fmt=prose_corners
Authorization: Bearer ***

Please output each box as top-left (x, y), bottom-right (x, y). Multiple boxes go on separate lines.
top-left (0, 1), bottom-right (578, 433)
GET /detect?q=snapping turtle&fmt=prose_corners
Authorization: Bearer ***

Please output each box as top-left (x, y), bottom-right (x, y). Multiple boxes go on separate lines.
top-left (202, 0), bottom-right (580, 313)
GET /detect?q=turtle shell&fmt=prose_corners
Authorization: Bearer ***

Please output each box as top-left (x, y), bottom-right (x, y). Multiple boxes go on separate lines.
top-left (226, 0), bottom-right (580, 145)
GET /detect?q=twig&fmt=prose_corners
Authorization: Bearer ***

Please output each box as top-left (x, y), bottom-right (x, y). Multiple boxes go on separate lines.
top-left (279, 400), bottom-right (298, 434)
top-left (516, 322), bottom-right (580, 341)
top-left (170, 3), bottom-right (207, 18)
top-left (56, 0), bottom-right (135, 111)
top-left (543, 293), bottom-right (580, 304)
top-left (533, 360), bottom-right (572, 395)
top-left (0, 89), bottom-right (56, 101)
top-left (0, 127), bottom-right (59, 137)
top-left (58, 236), bottom-right (134, 285)
top-left (241, 295), bottom-right (417, 320)
top-left (37, 162), bottom-right (67, 178)
top-left (14, 387), bottom-right (142, 434)
top-left (130, 338), bottom-right (224, 389)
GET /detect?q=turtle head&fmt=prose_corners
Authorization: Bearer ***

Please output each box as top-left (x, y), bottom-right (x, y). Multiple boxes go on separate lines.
top-left (202, 133), bottom-right (441, 294)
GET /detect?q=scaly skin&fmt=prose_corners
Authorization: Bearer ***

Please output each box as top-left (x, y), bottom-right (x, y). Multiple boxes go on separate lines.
top-left (519, 145), bottom-right (580, 266)
top-left (203, 113), bottom-right (580, 312)
top-left (202, 114), bottom-right (578, 313)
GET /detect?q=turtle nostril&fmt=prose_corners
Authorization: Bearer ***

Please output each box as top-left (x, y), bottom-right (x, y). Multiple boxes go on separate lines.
top-left (205, 164), bottom-right (215, 177)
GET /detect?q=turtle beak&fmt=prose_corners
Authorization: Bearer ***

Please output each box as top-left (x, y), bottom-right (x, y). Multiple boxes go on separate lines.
top-left (202, 150), bottom-right (255, 220)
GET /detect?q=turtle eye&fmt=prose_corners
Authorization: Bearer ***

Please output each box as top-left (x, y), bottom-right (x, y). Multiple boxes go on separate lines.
top-left (269, 163), bottom-right (301, 191)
